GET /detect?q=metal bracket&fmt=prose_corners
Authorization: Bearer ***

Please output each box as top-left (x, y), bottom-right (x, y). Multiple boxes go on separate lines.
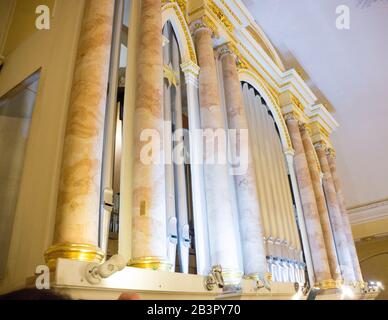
top-left (205, 265), bottom-right (224, 291)
top-left (255, 273), bottom-right (272, 291)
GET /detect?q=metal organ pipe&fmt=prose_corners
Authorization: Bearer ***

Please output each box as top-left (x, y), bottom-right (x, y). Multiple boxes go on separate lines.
top-left (265, 105), bottom-right (291, 281)
top-left (241, 83), bottom-right (305, 283)
top-left (266, 114), bottom-right (292, 281)
top-left (259, 99), bottom-right (283, 250)
top-left (253, 93), bottom-right (276, 239)
top-left (266, 112), bottom-right (289, 248)
top-left (163, 25), bottom-right (178, 270)
top-left (270, 116), bottom-right (294, 252)
top-left (242, 85), bottom-right (271, 257)
top-left (171, 36), bottom-right (190, 274)
top-left (248, 88), bottom-right (278, 278)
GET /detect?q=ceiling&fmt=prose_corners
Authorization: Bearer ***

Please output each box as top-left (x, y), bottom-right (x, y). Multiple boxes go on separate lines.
top-left (242, 0), bottom-right (388, 209)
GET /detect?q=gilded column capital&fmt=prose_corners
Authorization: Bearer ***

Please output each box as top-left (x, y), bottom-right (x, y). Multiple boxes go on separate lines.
top-left (216, 43), bottom-right (236, 60)
top-left (326, 147), bottom-right (336, 159)
top-left (180, 60), bottom-right (200, 87)
top-left (299, 122), bottom-right (311, 134)
top-left (284, 112), bottom-right (297, 122)
top-left (284, 148), bottom-right (295, 157)
top-left (217, 42), bottom-right (248, 70)
top-left (190, 17), bottom-right (217, 38)
top-left (313, 140), bottom-right (327, 151)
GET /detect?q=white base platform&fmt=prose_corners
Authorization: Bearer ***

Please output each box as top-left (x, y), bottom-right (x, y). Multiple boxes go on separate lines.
top-left (52, 259), bottom-right (379, 300)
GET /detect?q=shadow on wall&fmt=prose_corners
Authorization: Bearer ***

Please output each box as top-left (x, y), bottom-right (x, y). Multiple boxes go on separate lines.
top-left (356, 235), bottom-right (388, 300)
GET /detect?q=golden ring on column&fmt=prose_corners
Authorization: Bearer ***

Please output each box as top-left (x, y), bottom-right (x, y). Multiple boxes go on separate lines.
top-left (129, 256), bottom-right (173, 272)
top-left (44, 243), bottom-right (105, 270)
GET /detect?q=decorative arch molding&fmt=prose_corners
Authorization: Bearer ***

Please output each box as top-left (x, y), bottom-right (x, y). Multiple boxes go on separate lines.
top-left (238, 68), bottom-right (293, 151)
top-left (162, 3), bottom-right (197, 64)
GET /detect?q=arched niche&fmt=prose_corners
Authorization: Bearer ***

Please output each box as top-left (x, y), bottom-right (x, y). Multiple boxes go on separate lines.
top-left (238, 68), bottom-right (292, 152)
top-left (162, 3), bottom-right (197, 65)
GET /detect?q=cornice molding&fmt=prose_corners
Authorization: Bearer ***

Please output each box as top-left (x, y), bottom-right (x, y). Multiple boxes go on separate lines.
top-left (348, 198), bottom-right (388, 225)
top-left (305, 104), bottom-right (339, 147)
top-left (307, 104), bottom-right (339, 133)
top-left (185, 1), bottom-right (338, 133)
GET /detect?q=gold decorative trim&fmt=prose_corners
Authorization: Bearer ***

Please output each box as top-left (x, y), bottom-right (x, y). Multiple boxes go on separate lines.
top-left (44, 243), bottom-right (104, 270)
top-left (162, 2), bottom-right (197, 63)
top-left (188, 2), bottom-right (233, 36)
top-left (129, 256), bottom-right (173, 272)
top-left (163, 63), bottom-right (179, 87)
top-left (220, 0), bottom-right (242, 24)
top-left (207, 0), bottom-right (233, 33)
top-left (307, 121), bottom-right (330, 144)
top-left (222, 268), bottom-right (244, 286)
top-left (180, 60), bottom-right (200, 77)
top-left (188, 6), bottom-right (204, 18)
top-left (244, 272), bottom-right (272, 282)
top-left (315, 279), bottom-right (340, 290)
top-left (291, 95), bottom-right (304, 112)
top-left (238, 41), bottom-right (311, 108)
top-left (176, 0), bottom-right (187, 15)
top-left (355, 281), bottom-right (368, 289)
top-left (162, 0), bottom-right (186, 14)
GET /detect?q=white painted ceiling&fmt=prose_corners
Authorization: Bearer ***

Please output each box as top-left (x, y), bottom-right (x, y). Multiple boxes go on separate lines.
top-left (242, 0), bottom-right (388, 209)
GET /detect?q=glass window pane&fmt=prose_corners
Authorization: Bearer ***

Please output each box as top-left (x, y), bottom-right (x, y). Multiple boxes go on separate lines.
top-left (0, 73), bottom-right (39, 278)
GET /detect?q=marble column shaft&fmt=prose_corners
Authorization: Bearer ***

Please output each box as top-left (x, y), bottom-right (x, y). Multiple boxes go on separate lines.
top-left (131, 0), bottom-right (169, 268)
top-left (49, 0), bottom-right (115, 251)
top-left (315, 144), bottom-right (355, 282)
top-left (300, 126), bottom-right (341, 280)
top-left (327, 151), bottom-right (363, 282)
top-left (285, 115), bottom-right (331, 282)
top-left (220, 50), bottom-right (267, 278)
top-left (194, 27), bottom-right (242, 280)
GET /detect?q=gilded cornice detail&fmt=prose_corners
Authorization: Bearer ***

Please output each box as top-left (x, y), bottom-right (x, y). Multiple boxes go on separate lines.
top-left (164, 1), bottom-right (331, 151)
top-left (291, 94), bottom-right (304, 112)
top-left (176, 0), bottom-right (187, 14)
top-left (188, 1), bottom-right (233, 35)
top-left (219, 0), bottom-right (242, 24)
top-left (309, 121), bottom-right (330, 139)
top-left (207, 0), bottom-right (234, 33)
top-left (162, 0), bottom-right (187, 14)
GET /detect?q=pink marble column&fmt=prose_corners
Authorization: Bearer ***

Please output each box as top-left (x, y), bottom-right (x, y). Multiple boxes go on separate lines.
top-left (300, 126), bottom-right (341, 281)
top-left (315, 142), bottom-right (355, 283)
top-left (45, 0), bottom-right (115, 268)
top-left (284, 114), bottom-right (331, 283)
top-left (327, 149), bottom-right (364, 282)
top-left (130, 0), bottom-right (171, 271)
top-left (193, 24), bottom-right (242, 284)
top-left (219, 46), bottom-right (267, 279)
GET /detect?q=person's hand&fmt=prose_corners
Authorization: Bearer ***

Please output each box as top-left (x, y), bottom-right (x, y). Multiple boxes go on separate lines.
top-left (118, 292), bottom-right (141, 300)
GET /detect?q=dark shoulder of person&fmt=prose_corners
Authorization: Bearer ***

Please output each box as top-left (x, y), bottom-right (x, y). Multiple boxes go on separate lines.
top-left (0, 288), bottom-right (70, 300)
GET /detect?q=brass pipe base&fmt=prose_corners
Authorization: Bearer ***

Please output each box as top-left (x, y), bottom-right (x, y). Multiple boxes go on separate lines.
top-left (129, 256), bottom-right (173, 272)
top-left (44, 243), bottom-right (105, 270)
